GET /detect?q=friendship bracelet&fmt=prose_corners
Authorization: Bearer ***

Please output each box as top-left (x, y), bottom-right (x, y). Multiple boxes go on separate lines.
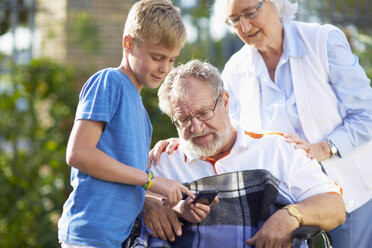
top-left (141, 170), bottom-right (154, 190)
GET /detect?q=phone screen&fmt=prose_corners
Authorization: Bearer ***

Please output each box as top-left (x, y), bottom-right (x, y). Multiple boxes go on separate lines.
top-left (192, 190), bottom-right (218, 205)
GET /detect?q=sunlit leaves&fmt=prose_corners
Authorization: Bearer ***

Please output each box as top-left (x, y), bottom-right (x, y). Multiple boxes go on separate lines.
top-left (0, 58), bottom-right (77, 247)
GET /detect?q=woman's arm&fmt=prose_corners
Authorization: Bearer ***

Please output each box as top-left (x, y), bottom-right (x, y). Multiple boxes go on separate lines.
top-left (325, 29), bottom-right (372, 157)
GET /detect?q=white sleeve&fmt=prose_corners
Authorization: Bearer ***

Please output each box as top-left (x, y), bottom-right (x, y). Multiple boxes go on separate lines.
top-left (150, 150), bottom-right (195, 184)
top-left (283, 141), bottom-right (342, 202)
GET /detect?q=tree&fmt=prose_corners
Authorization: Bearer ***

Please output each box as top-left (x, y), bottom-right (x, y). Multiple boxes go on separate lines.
top-left (0, 58), bottom-right (77, 247)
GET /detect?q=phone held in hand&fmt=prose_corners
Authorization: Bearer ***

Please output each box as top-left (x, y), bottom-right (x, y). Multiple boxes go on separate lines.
top-left (192, 190), bottom-right (218, 205)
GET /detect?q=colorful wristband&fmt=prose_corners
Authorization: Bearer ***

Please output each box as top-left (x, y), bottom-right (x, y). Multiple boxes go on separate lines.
top-left (146, 179), bottom-right (153, 190)
top-left (141, 170), bottom-right (154, 190)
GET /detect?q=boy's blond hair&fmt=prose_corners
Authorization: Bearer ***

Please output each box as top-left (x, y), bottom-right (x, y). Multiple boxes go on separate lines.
top-left (124, 0), bottom-right (186, 50)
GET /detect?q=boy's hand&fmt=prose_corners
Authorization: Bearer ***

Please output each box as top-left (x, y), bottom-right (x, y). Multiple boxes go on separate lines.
top-left (148, 138), bottom-right (180, 168)
top-left (180, 196), bottom-right (219, 223)
top-left (150, 176), bottom-right (194, 205)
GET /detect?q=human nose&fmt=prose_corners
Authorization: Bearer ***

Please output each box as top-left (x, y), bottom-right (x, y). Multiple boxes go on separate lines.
top-left (239, 16), bottom-right (252, 33)
top-left (159, 61), bottom-right (173, 74)
top-left (189, 116), bottom-right (205, 134)
top-left (158, 61), bottom-right (167, 73)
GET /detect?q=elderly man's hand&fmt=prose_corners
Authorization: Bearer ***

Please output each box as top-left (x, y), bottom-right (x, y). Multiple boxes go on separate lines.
top-left (246, 208), bottom-right (299, 248)
top-left (143, 196), bottom-right (182, 242)
top-left (180, 196), bottom-right (219, 223)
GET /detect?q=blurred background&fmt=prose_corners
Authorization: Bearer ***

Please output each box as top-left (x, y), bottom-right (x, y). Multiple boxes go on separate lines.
top-left (0, 0), bottom-right (371, 246)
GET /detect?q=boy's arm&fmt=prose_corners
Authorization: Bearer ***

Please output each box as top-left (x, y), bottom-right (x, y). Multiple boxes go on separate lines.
top-left (66, 119), bottom-right (194, 204)
top-left (66, 119), bottom-right (148, 185)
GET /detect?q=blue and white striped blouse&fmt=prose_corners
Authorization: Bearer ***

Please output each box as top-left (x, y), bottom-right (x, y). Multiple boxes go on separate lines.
top-left (257, 21), bottom-right (372, 156)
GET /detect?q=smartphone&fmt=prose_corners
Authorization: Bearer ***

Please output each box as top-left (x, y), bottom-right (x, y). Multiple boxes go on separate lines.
top-left (192, 190), bottom-right (219, 205)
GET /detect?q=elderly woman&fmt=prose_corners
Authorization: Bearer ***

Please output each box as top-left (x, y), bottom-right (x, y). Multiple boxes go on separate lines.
top-left (220, 0), bottom-right (372, 247)
top-left (150, 0), bottom-right (372, 247)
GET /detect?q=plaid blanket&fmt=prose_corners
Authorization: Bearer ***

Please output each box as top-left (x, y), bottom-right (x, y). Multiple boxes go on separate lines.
top-left (124, 169), bottom-right (302, 248)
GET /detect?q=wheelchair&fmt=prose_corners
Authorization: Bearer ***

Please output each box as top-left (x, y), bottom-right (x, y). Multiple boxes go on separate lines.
top-left (124, 170), bottom-right (334, 248)
top-left (293, 225), bottom-right (332, 248)
top-left (123, 219), bottom-right (332, 248)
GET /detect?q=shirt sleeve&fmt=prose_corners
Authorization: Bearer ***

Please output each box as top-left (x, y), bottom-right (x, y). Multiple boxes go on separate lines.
top-left (285, 142), bottom-right (343, 202)
top-left (76, 70), bottom-right (121, 124)
top-left (326, 29), bottom-right (372, 157)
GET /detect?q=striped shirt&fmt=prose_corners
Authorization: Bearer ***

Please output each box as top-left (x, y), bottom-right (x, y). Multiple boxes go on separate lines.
top-left (237, 21), bottom-right (372, 156)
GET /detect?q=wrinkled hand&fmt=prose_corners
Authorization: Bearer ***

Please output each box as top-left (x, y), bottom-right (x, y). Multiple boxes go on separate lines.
top-left (150, 176), bottom-right (194, 206)
top-left (284, 133), bottom-right (312, 157)
top-left (284, 133), bottom-right (330, 162)
top-left (180, 196), bottom-right (219, 223)
top-left (148, 138), bottom-right (180, 168)
top-left (246, 208), bottom-right (298, 248)
top-left (143, 196), bottom-right (182, 241)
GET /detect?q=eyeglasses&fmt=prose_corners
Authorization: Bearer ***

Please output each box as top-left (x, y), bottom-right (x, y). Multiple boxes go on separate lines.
top-left (172, 96), bottom-right (220, 128)
top-left (225, 1), bottom-right (265, 27)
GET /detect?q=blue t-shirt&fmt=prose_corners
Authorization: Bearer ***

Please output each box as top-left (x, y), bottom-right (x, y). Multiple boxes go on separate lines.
top-left (58, 68), bottom-right (153, 247)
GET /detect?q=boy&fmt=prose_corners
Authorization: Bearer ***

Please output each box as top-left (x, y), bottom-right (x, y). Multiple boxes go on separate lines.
top-left (58, 1), bottom-right (192, 247)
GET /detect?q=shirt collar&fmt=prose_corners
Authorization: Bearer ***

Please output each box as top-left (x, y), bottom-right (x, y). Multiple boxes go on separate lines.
top-left (237, 21), bottom-right (306, 75)
top-left (230, 120), bottom-right (249, 150)
top-left (180, 142), bottom-right (198, 163)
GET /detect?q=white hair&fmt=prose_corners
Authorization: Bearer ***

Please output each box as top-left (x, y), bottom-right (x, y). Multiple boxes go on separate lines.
top-left (260, 0), bottom-right (298, 21)
top-left (158, 59), bottom-right (224, 118)
top-left (216, 0), bottom-right (298, 23)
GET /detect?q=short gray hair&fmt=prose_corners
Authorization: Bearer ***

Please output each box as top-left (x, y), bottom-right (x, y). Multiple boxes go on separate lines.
top-left (261, 0), bottom-right (298, 21)
top-left (221, 0), bottom-right (298, 22)
top-left (158, 59), bottom-right (224, 118)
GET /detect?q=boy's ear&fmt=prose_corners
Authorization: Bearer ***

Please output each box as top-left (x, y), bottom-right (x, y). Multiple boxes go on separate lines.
top-left (123, 35), bottom-right (132, 52)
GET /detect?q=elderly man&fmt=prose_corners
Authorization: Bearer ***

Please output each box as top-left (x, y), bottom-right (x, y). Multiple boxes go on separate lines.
top-left (139, 60), bottom-right (345, 248)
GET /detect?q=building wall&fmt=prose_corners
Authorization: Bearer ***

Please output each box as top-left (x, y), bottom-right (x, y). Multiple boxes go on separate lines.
top-left (36, 0), bottom-right (68, 62)
top-left (36, 0), bottom-right (132, 76)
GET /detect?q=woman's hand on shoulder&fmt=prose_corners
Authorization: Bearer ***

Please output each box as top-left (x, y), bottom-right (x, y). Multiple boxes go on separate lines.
top-left (284, 133), bottom-right (331, 162)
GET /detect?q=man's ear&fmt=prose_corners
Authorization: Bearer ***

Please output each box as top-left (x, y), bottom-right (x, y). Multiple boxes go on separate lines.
top-left (221, 90), bottom-right (230, 109)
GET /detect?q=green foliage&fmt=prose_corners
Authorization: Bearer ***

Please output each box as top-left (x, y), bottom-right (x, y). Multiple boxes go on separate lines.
top-left (355, 33), bottom-right (372, 85)
top-left (141, 87), bottom-right (178, 147)
top-left (69, 11), bottom-right (100, 53)
top-left (0, 58), bottom-right (77, 247)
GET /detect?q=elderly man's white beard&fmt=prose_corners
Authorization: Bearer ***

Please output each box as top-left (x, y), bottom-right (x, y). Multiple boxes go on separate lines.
top-left (179, 127), bottom-right (230, 158)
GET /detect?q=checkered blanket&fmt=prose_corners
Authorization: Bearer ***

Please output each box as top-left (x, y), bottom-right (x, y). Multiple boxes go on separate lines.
top-left (124, 169), bottom-right (300, 248)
